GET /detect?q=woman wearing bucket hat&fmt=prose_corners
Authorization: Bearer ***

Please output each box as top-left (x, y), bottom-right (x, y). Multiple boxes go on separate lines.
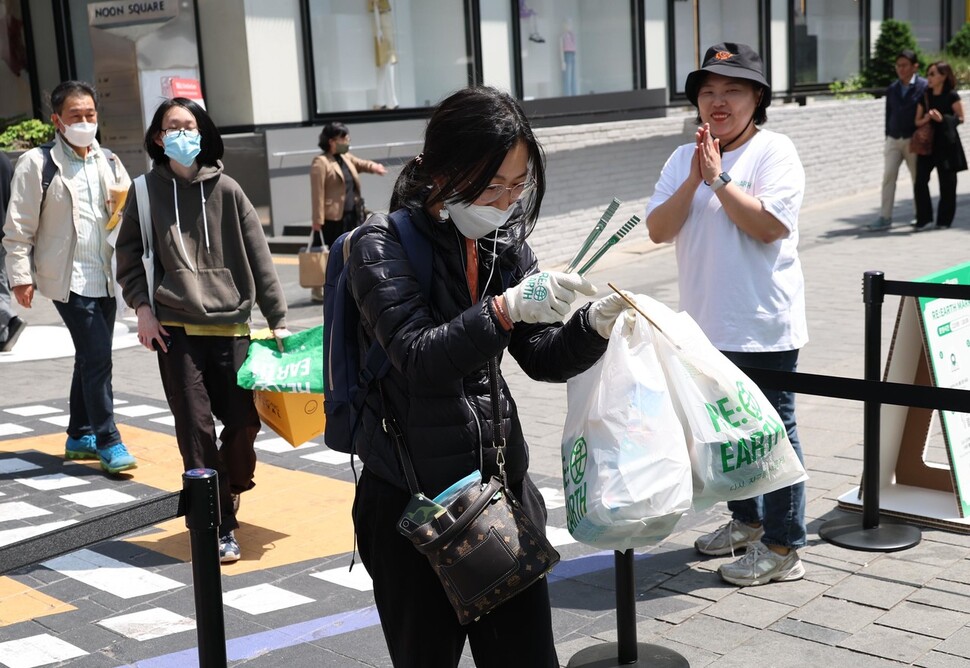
top-left (645, 42), bottom-right (808, 587)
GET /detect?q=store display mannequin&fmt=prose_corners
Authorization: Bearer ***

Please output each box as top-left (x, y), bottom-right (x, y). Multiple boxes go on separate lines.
top-left (369, 0), bottom-right (399, 109)
top-left (561, 18), bottom-right (576, 96)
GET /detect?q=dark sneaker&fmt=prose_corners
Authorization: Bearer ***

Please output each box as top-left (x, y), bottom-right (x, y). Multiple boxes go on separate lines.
top-left (528, 32), bottom-right (546, 43)
top-left (0, 317), bottom-right (26, 352)
top-left (912, 221), bottom-right (932, 232)
top-left (219, 531), bottom-right (241, 564)
top-left (98, 443), bottom-right (137, 473)
top-left (65, 434), bottom-right (98, 460)
top-left (718, 542), bottom-right (805, 586)
top-left (695, 519), bottom-right (764, 556)
top-left (864, 217), bottom-right (891, 232)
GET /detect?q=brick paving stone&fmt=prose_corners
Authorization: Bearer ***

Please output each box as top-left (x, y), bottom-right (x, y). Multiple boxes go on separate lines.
top-left (658, 566), bottom-right (737, 602)
top-left (739, 576), bottom-right (828, 608)
top-left (931, 626), bottom-right (970, 659)
top-left (838, 624), bottom-right (941, 663)
top-left (823, 573), bottom-right (918, 609)
top-left (888, 540), bottom-right (970, 568)
top-left (769, 617), bottom-right (851, 646)
top-left (798, 553), bottom-right (862, 586)
top-left (701, 592), bottom-right (794, 630)
top-left (873, 601), bottom-right (970, 639)
top-left (857, 555), bottom-right (946, 587)
top-left (936, 558), bottom-right (970, 585)
top-left (788, 596), bottom-right (884, 633)
top-left (703, 629), bottom-right (906, 668)
top-left (660, 614), bottom-right (758, 654)
top-left (909, 580), bottom-right (970, 614)
top-left (914, 650), bottom-right (970, 668)
top-left (634, 590), bottom-right (714, 625)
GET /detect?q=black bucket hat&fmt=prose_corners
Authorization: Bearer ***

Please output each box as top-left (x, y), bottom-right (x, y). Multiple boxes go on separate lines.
top-left (684, 42), bottom-right (771, 107)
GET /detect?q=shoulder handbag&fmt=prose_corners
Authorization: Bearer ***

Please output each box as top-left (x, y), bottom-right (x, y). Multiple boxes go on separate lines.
top-left (298, 231), bottom-right (328, 288)
top-left (391, 357), bottom-right (560, 625)
top-left (910, 94), bottom-right (935, 156)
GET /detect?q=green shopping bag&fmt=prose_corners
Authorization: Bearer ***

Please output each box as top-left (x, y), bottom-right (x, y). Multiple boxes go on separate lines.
top-left (237, 325), bottom-right (324, 393)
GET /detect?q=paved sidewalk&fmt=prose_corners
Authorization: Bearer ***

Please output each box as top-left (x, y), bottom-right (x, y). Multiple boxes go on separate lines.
top-left (2, 171), bottom-right (970, 667)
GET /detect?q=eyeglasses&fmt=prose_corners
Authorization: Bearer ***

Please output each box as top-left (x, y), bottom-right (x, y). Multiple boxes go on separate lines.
top-left (163, 128), bottom-right (199, 138)
top-left (476, 179), bottom-right (536, 205)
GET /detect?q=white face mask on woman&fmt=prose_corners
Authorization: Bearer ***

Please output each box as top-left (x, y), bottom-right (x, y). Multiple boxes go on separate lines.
top-left (444, 200), bottom-right (517, 240)
top-left (60, 121), bottom-right (98, 148)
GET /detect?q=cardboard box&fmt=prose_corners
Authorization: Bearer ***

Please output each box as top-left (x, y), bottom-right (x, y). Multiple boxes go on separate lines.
top-left (254, 390), bottom-right (325, 447)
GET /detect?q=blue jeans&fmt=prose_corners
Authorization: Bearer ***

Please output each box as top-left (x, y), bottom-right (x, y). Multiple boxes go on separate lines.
top-left (562, 51), bottom-right (576, 96)
top-left (720, 349), bottom-right (807, 550)
top-left (53, 292), bottom-right (122, 449)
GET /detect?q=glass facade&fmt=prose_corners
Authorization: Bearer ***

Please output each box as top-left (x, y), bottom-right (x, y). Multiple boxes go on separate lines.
top-left (671, 0), bottom-right (761, 96)
top-left (0, 0), bottom-right (31, 124)
top-left (308, 0), bottom-right (469, 113)
top-left (516, 0), bottom-right (635, 99)
top-left (792, 0), bottom-right (862, 85)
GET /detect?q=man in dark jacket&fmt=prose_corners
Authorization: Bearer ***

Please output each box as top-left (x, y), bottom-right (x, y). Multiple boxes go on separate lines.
top-left (867, 49), bottom-right (928, 231)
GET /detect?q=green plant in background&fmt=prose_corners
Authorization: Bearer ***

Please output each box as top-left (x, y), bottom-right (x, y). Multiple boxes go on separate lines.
top-left (862, 19), bottom-right (926, 89)
top-left (946, 22), bottom-right (970, 59)
top-left (0, 119), bottom-right (55, 151)
top-left (829, 74), bottom-right (873, 100)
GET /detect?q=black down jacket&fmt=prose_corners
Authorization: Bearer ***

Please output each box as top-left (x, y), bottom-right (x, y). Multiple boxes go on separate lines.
top-left (347, 207), bottom-right (608, 496)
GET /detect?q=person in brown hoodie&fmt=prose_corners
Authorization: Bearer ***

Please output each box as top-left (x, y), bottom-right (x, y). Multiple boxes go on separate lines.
top-left (115, 97), bottom-right (288, 564)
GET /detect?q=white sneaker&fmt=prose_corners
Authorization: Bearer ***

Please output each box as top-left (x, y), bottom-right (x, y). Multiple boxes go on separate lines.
top-left (718, 542), bottom-right (805, 586)
top-left (694, 519), bottom-right (765, 556)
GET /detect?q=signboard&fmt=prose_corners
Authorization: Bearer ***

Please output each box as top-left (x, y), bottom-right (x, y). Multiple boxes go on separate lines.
top-left (917, 262), bottom-right (970, 516)
top-left (88, 1), bottom-right (178, 28)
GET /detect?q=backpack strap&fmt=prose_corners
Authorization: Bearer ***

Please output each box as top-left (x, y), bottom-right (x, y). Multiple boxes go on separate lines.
top-left (39, 142), bottom-right (56, 209)
top-left (351, 209), bottom-right (432, 413)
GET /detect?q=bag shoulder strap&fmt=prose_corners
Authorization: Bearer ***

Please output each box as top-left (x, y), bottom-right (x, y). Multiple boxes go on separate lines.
top-left (39, 142), bottom-right (57, 208)
top-left (133, 175), bottom-right (154, 308)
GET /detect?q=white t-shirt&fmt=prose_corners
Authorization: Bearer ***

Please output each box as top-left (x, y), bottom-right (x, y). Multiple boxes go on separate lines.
top-left (645, 129), bottom-right (808, 352)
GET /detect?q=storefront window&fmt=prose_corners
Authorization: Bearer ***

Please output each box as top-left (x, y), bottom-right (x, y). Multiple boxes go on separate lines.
top-left (517, 0), bottom-right (634, 99)
top-left (0, 0), bottom-right (32, 124)
top-left (308, 0), bottom-right (468, 113)
top-left (792, 0), bottom-right (861, 85)
top-left (480, 0), bottom-right (514, 93)
top-left (892, 1), bottom-right (942, 54)
top-left (671, 0), bottom-right (761, 96)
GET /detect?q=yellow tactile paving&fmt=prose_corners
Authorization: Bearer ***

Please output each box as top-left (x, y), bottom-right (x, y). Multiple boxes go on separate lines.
top-left (0, 577), bottom-right (75, 627)
top-left (1, 424), bottom-right (356, 577)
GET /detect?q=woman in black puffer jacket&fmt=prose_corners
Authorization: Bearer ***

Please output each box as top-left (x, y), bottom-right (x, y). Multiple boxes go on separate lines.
top-left (348, 87), bottom-right (628, 668)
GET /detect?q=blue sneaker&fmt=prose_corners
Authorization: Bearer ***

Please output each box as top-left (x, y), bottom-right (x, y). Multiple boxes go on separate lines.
top-left (65, 435), bottom-right (98, 460)
top-left (98, 443), bottom-right (137, 474)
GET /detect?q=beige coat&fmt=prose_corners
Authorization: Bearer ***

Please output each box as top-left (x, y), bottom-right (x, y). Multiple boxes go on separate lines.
top-left (310, 152), bottom-right (382, 224)
top-left (3, 135), bottom-right (130, 302)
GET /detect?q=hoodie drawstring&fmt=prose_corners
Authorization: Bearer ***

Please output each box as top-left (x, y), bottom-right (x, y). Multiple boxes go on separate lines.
top-left (171, 178), bottom-right (211, 270)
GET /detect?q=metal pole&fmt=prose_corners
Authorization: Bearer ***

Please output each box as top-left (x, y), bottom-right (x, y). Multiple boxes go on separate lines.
top-left (615, 550), bottom-right (637, 664)
top-left (182, 468), bottom-right (227, 668)
top-left (862, 270), bottom-right (884, 529)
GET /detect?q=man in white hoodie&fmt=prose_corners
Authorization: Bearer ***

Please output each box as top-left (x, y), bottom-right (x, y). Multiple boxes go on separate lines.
top-left (3, 80), bottom-right (137, 474)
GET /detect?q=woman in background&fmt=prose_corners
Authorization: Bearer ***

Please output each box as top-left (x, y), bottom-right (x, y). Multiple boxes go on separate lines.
top-left (308, 122), bottom-right (386, 301)
top-left (913, 60), bottom-right (966, 231)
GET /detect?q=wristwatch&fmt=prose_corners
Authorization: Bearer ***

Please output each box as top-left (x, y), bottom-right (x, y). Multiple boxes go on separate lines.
top-left (708, 172), bottom-right (731, 192)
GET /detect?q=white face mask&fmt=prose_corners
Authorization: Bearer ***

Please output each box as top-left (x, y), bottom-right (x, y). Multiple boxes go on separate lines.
top-left (60, 121), bottom-right (98, 148)
top-left (445, 200), bottom-right (517, 240)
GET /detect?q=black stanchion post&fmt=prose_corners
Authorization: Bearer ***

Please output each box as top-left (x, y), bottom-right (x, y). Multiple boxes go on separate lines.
top-left (182, 468), bottom-right (227, 668)
top-left (818, 271), bottom-right (921, 552)
top-left (567, 551), bottom-right (688, 667)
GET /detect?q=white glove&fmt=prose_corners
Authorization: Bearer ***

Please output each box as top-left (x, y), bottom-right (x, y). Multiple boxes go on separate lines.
top-left (587, 292), bottom-right (633, 338)
top-left (504, 271), bottom-right (597, 324)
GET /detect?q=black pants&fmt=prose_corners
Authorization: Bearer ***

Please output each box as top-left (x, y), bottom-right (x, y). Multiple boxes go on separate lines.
top-left (322, 209), bottom-right (359, 248)
top-left (157, 328), bottom-right (260, 532)
top-left (915, 154), bottom-right (958, 227)
top-left (353, 468), bottom-right (558, 668)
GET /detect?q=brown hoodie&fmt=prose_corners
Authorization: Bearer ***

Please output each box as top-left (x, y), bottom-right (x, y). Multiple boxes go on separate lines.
top-left (115, 161), bottom-right (286, 329)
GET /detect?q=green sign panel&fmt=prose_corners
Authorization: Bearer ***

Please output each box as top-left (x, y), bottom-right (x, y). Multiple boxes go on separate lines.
top-left (917, 262), bottom-right (970, 517)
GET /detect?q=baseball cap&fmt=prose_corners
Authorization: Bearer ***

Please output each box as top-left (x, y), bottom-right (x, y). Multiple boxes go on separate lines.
top-left (684, 42), bottom-right (771, 107)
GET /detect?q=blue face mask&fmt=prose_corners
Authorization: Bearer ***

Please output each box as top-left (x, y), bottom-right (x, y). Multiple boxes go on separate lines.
top-left (162, 130), bottom-right (202, 167)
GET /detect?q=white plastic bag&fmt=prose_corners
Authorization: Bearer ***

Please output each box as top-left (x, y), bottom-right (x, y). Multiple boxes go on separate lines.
top-left (634, 295), bottom-right (809, 510)
top-left (561, 314), bottom-right (693, 551)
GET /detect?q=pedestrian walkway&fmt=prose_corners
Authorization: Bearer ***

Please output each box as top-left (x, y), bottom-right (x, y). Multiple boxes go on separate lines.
top-left (2, 174), bottom-right (970, 667)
